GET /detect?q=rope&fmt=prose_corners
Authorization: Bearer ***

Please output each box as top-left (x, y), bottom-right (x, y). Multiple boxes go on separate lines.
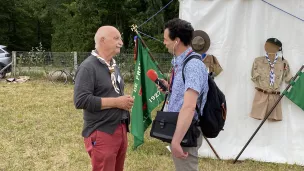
top-left (137, 30), bottom-right (163, 43)
top-left (137, 0), bottom-right (175, 28)
top-left (262, 0), bottom-right (304, 22)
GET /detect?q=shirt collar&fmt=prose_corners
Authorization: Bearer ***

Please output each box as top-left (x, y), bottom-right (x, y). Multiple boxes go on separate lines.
top-left (91, 50), bottom-right (116, 67)
top-left (263, 55), bottom-right (282, 64)
top-left (171, 47), bottom-right (193, 66)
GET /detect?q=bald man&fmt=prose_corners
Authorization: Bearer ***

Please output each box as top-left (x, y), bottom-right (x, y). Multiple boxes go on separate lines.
top-left (74, 26), bottom-right (134, 171)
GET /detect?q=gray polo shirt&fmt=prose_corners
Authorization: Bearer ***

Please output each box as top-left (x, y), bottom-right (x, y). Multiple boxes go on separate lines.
top-left (74, 55), bottom-right (129, 137)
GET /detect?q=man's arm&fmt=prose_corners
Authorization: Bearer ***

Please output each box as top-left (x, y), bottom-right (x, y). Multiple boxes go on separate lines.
top-left (171, 58), bottom-right (206, 158)
top-left (101, 96), bottom-right (133, 110)
top-left (74, 66), bottom-right (102, 112)
top-left (171, 89), bottom-right (198, 144)
top-left (74, 66), bottom-right (133, 111)
top-left (100, 98), bottom-right (117, 110)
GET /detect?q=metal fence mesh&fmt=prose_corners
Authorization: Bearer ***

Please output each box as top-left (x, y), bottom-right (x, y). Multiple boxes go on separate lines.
top-left (12, 51), bottom-right (172, 82)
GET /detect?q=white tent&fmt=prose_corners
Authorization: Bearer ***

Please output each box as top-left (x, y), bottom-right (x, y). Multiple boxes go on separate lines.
top-left (179, 0), bottom-right (304, 165)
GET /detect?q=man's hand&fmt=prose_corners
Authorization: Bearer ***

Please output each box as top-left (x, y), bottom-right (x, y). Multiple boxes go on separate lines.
top-left (171, 89), bottom-right (198, 159)
top-left (156, 79), bottom-right (169, 93)
top-left (171, 141), bottom-right (188, 159)
top-left (116, 95), bottom-right (134, 111)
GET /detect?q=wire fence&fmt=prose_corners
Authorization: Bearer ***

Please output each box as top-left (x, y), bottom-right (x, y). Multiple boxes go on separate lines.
top-left (12, 51), bottom-right (172, 82)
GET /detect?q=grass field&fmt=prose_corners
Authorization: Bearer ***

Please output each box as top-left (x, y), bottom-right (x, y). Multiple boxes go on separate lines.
top-left (0, 80), bottom-right (303, 171)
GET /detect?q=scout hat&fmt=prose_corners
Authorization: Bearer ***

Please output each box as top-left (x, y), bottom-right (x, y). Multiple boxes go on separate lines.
top-left (191, 30), bottom-right (210, 54)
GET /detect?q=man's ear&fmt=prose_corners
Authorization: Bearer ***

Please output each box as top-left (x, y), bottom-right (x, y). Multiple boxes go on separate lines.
top-left (175, 37), bottom-right (181, 44)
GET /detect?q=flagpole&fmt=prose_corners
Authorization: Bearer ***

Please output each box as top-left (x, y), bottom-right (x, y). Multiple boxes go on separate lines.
top-left (203, 135), bottom-right (221, 160)
top-left (233, 65), bottom-right (304, 164)
top-left (131, 24), bottom-right (166, 75)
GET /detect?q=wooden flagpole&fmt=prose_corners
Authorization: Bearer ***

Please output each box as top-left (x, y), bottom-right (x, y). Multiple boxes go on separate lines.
top-left (233, 65), bottom-right (304, 163)
top-left (131, 24), bottom-right (165, 75)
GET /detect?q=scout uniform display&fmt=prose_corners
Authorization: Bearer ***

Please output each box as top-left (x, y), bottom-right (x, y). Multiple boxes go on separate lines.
top-left (250, 38), bottom-right (292, 121)
top-left (191, 30), bottom-right (223, 77)
top-left (202, 54), bottom-right (223, 77)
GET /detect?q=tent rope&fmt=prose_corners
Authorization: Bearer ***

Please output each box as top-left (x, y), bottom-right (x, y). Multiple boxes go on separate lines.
top-left (262, 0), bottom-right (304, 22)
top-left (137, 0), bottom-right (175, 28)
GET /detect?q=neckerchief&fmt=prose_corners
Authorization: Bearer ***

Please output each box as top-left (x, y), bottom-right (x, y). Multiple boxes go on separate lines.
top-left (265, 53), bottom-right (279, 86)
top-left (91, 50), bottom-right (120, 94)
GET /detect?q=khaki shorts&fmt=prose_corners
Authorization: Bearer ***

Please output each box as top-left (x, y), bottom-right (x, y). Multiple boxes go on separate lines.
top-left (250, 90), bottom-right (282, 121)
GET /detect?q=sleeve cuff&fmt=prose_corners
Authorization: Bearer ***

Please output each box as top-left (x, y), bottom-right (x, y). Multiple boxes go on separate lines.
top-left (185, 86), bottom-right (200, 94)
top-left (93, 96), bottom-right (101, 111)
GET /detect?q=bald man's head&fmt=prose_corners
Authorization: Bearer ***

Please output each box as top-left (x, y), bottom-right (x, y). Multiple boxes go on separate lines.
top-left (95, 26), bottom-right (117, 45)
top-left (94, 26), bottom-right (123, 56)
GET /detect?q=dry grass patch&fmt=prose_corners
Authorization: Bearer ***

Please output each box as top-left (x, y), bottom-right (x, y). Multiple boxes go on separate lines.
top-left (0, 80), bottom-right (303, 171)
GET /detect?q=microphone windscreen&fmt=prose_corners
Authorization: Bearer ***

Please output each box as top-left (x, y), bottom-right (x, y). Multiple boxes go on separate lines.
top-left (146, 69), bottom-right (158, 82)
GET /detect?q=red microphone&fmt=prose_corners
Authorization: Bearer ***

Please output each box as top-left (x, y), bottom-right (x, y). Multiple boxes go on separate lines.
top-left (146, 69), bottom-right (168, 92)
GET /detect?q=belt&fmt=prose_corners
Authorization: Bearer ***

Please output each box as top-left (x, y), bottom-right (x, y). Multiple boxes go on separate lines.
top-left (255, 87), bottom-right (280, 95)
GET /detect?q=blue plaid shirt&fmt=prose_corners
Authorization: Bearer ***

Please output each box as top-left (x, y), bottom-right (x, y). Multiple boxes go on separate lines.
top-left (168, 47), bottom-right (209, 120)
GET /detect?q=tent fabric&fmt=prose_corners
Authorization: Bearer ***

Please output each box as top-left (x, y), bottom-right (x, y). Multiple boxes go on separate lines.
top-left (179, 0), bottom-right (304, 165)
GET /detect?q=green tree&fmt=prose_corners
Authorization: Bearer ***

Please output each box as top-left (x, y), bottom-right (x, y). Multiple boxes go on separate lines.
top-left (0, 0), bottom-right (179, 52)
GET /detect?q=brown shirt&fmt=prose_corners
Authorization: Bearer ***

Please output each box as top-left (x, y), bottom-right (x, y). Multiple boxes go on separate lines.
top-left (203, 55), bottom-right (223, 76)
top-left (251, 56), bottom-right (292, 91)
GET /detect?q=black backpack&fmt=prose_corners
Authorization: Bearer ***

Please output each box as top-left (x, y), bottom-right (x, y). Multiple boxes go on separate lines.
top-left (182, 55), bottom-right (227, 138)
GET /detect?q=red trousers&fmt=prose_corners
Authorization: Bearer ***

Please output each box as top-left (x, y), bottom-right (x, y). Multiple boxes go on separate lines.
top-left (84, 124), bottom-right (127, 171)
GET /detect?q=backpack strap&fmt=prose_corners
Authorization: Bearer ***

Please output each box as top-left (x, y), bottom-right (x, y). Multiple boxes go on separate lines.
top-left (182, 55), bottom-right (203, 83)
top-left (182, 55), bottom-right (204, 116)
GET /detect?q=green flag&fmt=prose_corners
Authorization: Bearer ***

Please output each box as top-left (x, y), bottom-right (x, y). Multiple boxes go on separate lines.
top-left (283, 70), bottom-right (304, 110)
top-left (130, 37), bottom-right (165, 149)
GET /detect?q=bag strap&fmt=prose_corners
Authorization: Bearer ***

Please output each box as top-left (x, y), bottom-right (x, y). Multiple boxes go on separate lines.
top-left (182, 55), bottom-right (204, 116)
top-left (160, 93), bottom-right (168, 111)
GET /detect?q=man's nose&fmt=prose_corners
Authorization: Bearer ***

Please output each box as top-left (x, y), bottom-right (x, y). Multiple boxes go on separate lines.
top-left (119, 39), bottom-right (123, 46)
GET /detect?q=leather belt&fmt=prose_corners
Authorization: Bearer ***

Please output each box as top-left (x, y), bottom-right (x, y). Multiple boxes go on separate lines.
top-left (255, 87), bottom-right (280, 95)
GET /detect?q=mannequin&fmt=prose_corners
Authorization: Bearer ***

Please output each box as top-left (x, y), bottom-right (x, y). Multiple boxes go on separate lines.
top-left (250, 38), bottom-right (292, 121)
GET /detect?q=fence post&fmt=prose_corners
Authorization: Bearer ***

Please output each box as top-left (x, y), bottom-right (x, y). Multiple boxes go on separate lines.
top-left (73, 52), bottom-right (77, 71)
top-left (12, 51), bottom-right (16, 77)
